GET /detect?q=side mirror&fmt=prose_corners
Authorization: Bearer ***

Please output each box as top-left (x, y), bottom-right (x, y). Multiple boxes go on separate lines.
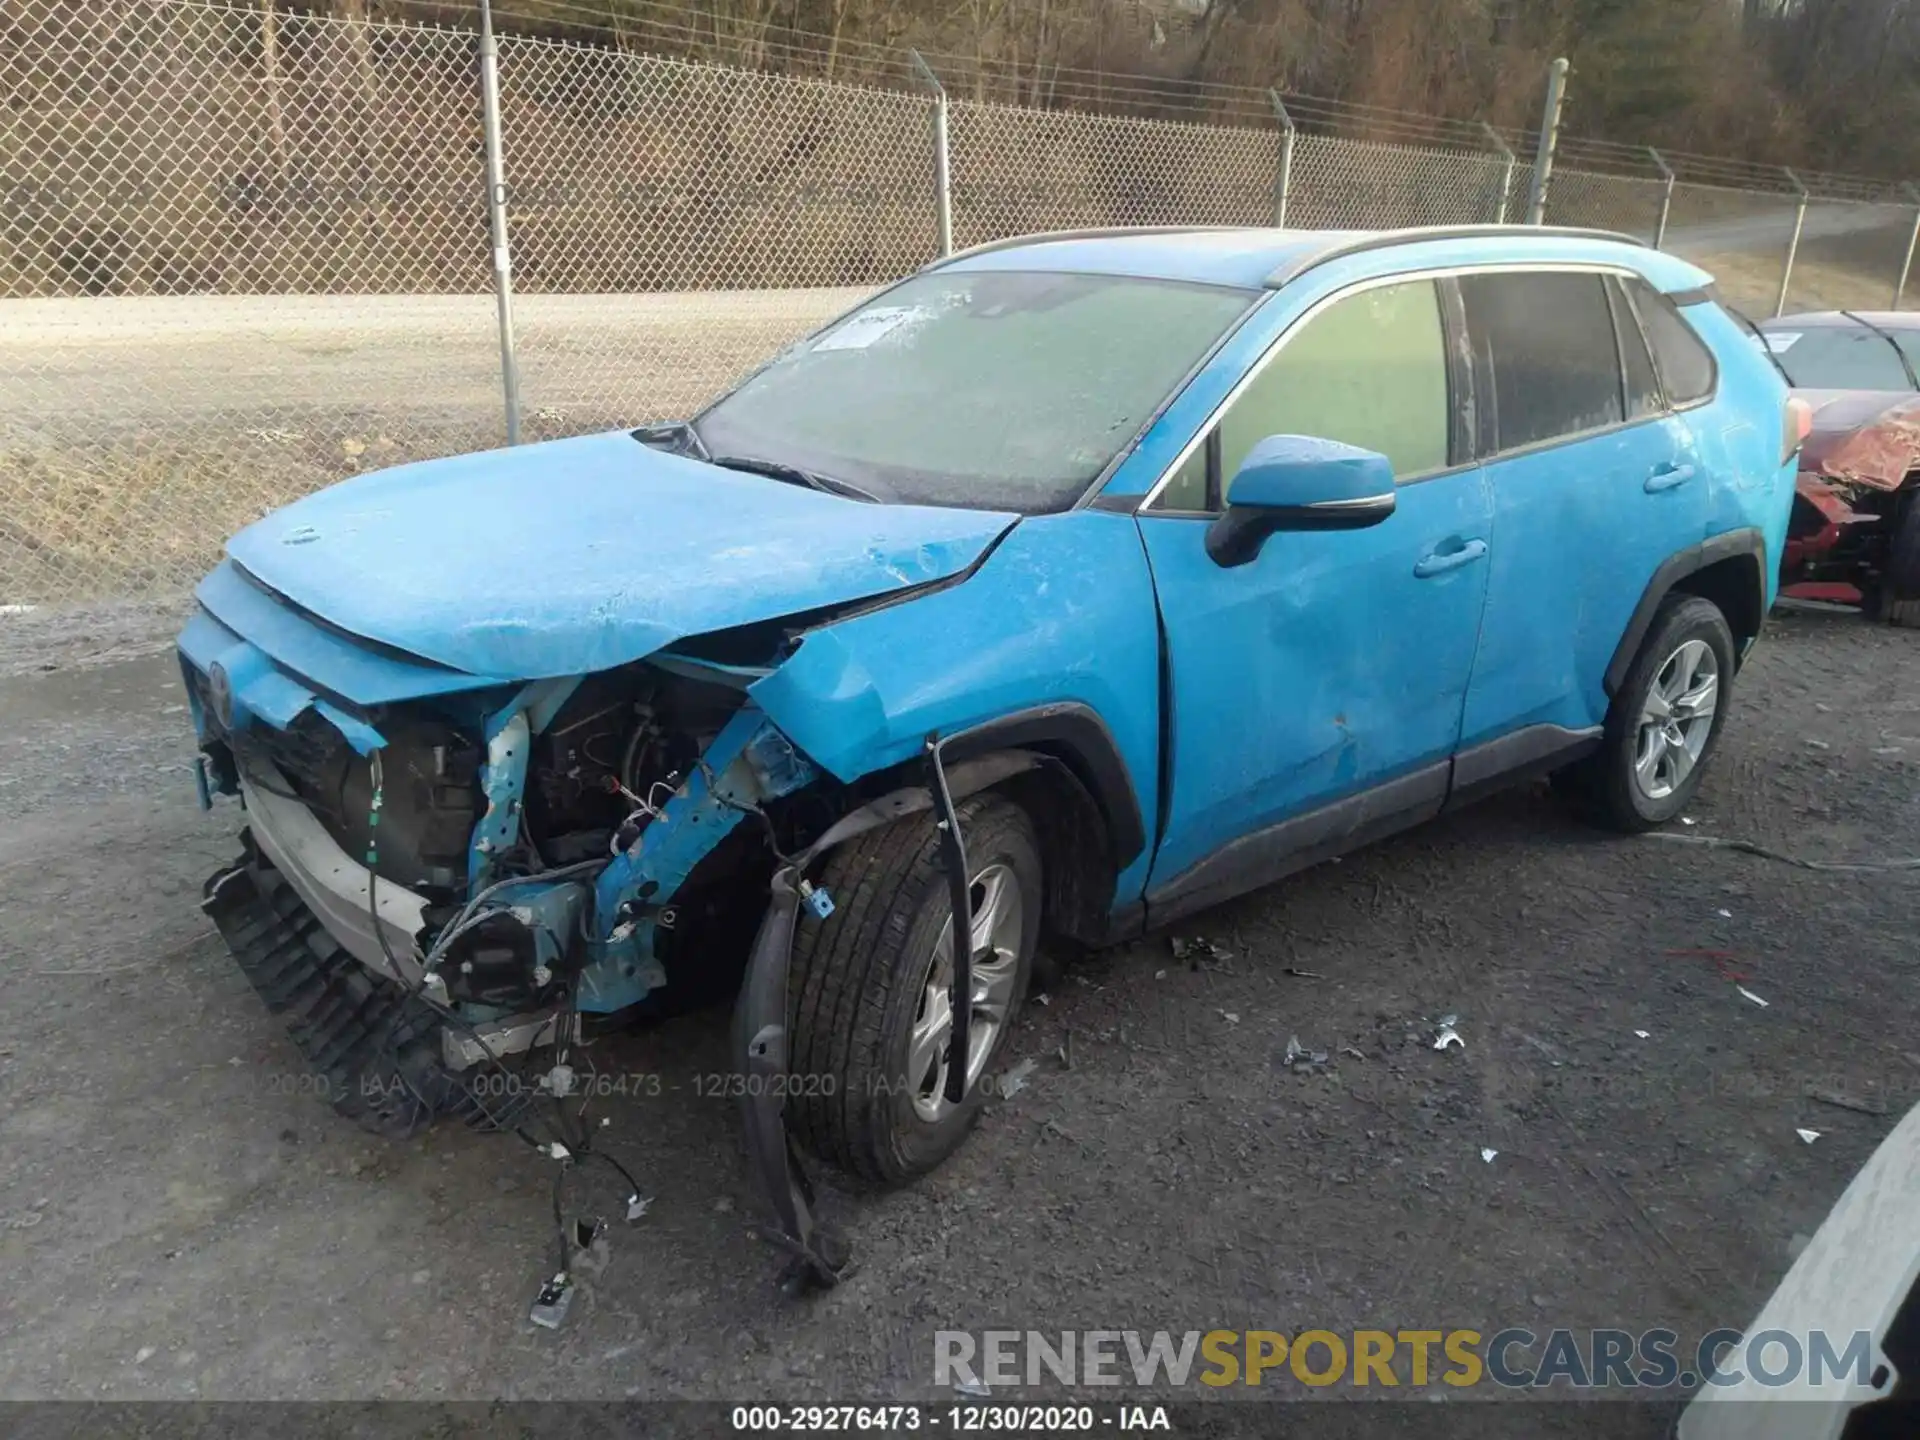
top-left (1205, 435), bottom-right (1397, 568)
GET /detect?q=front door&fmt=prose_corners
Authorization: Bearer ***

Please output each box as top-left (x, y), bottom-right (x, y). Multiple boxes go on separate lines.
top-left (1136, 277), bottom-right (1493, 913)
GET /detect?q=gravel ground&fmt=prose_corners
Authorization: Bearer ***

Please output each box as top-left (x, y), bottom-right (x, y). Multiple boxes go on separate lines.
top-left (0, 602), bottom-right (1916, 1428)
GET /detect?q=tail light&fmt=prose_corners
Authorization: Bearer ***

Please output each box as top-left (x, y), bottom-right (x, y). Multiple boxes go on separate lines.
top-left (1783, 396), bottom-right (1813, 465)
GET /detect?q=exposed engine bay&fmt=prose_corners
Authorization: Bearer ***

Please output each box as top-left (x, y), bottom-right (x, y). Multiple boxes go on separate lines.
top-left (194, 656), bottom-right (835, 1039)
top-left (187, 621), bottom-right (1065, 1300)
top-left (189, 647), bottom-right (873, 1301)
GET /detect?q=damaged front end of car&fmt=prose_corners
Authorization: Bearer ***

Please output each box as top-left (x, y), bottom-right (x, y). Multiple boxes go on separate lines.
top-left (185, 597), bottom-right (850, 1270)
top-left (179, 580), bottom-right (1056, 1291)
top-left (172, 424), bottom-right (1149, 1296)
top-left (1782, 393), bottom-right (1920, 606)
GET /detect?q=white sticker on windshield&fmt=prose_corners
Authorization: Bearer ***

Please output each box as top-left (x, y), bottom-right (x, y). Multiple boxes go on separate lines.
top-left (1759, 331), bottom-right (1801, 352)
top-left (813, 306), bottom-right (924, 352)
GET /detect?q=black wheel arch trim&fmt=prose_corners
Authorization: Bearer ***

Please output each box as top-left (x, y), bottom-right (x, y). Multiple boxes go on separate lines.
top-left (936, 702), bottom-right (1148, 868)
top-left (1603, 527), bottom-right (1767, 698)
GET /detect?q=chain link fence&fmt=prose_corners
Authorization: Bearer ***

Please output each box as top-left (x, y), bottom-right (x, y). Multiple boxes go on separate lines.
top-left (1783, 200), bottom-right (1920, 314)
top-left (494, 38), bottom-right (934, 442)
top-left (1535, 169), bottom-right (1666, 244)
top-left (948, 100), bottom-right (1280, 247)
top-left (5, 0), bottom-right (1919, 610)
top-left (1288, 136), bottom-right (1516, 229)
top-left (3, 0), bottom-right (502, 604)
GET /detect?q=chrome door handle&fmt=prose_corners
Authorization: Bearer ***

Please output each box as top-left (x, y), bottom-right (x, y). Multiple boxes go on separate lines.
top-left (1413, 538), bottom-right (1488, 578)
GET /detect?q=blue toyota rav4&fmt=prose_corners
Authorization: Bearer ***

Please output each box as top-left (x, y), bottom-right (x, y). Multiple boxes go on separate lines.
top-left (181, 225), bottom-right (1798, 1285)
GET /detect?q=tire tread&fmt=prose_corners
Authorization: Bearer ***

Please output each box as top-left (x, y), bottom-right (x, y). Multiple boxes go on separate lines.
top-left (788, 794), bottom-right (1034, 1182)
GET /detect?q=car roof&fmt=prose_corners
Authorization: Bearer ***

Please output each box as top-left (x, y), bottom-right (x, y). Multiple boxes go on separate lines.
top-left (934, 224), bottom-right (1715, 296)
top-left (1763, 311), bottom-right (1920, 331)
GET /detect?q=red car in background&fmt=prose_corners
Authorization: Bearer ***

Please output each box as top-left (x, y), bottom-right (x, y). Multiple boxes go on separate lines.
top-left (1755, 311), bottom-right (1920, 625)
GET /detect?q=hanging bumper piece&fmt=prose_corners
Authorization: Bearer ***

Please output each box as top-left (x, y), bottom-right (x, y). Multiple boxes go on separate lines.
top-left (732, 741), bottom-right (1040, 1291)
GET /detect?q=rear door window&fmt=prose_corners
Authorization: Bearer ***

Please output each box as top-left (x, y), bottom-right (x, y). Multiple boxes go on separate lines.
top-left (1607, 277), bottom-right (1664, 420)
top-left (1459, 272), bottom-right (1625, 452)
top-left (1624, 279), bottom-right (1717, 403)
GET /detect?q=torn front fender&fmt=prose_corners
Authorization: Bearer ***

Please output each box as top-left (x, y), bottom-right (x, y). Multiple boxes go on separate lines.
top-left (742, 510), bottom-right (1162, 897)
top-left (575, 705), bottom-right (820, 1014)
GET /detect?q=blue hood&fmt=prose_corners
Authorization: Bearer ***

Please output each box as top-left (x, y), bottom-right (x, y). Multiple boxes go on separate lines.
top-left (225, 431), bottom-right (1016, 679)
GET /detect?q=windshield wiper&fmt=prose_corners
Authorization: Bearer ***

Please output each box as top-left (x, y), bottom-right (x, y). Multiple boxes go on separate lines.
top-left (1840, 310), bottom-right (1920, 390)
top-left (632, 419), bottom-right (711, 460)
top-left (1729, 307), bottom-right (1796, 386)
top-left (708, 454), bottom-right (889, 503)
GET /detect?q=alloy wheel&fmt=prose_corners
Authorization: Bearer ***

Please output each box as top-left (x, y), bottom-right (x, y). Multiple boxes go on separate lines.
top-left (906, 862), bottom-right (1025, 1123)
top-left (1633, 637), bottom-right (1719, 801)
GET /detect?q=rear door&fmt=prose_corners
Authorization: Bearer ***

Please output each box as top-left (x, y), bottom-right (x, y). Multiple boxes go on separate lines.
top-left (1456, 269), bottom-right (1709, 764)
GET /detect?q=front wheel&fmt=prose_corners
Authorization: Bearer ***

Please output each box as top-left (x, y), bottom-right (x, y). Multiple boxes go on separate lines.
top-left (1875, 489), bottom-right (1920, 627)
top-left (786, 793), bottom-right (1042, 1185)
top-left (1556, 594), bottom-right (1736, 832)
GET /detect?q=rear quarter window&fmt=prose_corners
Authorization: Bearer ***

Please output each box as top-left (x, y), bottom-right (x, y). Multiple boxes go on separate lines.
top-left (1625, 279), bottom-right (1717, 404)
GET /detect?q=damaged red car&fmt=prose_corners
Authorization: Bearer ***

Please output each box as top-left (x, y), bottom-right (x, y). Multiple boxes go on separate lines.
top-left (1756, 311), bottom-right (1920, 624)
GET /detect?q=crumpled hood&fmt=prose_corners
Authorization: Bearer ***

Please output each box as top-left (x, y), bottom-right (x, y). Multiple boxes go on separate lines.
top-left (225, 430), bottom-right (1016, 678)
top-left (1795, 389), bottom-right (1920, 491)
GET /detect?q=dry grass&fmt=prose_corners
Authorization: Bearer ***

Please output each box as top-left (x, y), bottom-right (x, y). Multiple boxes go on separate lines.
top-left (1693, 246), bottom-right (1914, 318)
top-left (0, 425), bottom-right (487, 603)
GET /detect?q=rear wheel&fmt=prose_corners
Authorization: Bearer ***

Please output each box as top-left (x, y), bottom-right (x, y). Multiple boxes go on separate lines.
top-left (1556, 594), bottom-right (1736, 832)
top-left (787, 793), bottom-right (1041, 1184)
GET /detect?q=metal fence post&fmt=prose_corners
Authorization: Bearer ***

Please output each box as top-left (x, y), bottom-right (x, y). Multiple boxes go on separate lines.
top-left (478, 0), bottom-right (521, 445)
top-left (1524, 57), bottom-right (1569, 225)
top-left (1269, 91), bottom-right (1296, 228)
top-left (1482, 123), bottom-right (1515, 225)
top-left (1649, 148), bottom-right (1675, 250)
top-left (1895, 183), bottom-right (1920, 310)
top-left (910, 51), bottom-right (953, 257)
top-left (1776, 168), bottom-right (1809, 318)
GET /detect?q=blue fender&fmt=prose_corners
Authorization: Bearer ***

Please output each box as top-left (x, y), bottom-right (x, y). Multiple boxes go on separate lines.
top-left (748, 509), bottom-right (1164, 904)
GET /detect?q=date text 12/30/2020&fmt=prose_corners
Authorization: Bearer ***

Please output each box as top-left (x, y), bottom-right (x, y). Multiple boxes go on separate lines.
top-left (729, 1404), bottom-right (1173, 1431)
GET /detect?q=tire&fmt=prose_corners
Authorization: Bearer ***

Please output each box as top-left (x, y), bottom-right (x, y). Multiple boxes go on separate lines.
top-left (1557, 594), bottom-right (1736, 832)
top-left (787, 792), bottom-right (1042, 1185)
top-left (1880, 489), bottom-right (1920, 627)
top-left (1884, 489), bottom-right (1920, 597)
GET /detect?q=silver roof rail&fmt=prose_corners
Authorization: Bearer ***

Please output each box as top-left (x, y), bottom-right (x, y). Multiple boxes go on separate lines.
top-left (1264, 223), bottom-right (1651, 287)
top-left (923, 224), bottom-right (1250, 271)
top-left (918, 221), bottom-right (1656, 287)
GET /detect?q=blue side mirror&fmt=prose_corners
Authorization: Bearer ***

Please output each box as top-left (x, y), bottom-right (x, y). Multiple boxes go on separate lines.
top-left (1206, 435), bottom-right (1397, 567)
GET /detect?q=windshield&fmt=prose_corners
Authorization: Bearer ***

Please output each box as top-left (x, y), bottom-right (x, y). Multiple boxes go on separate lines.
top-left (694, 269), bottom-right (1257, 512)
top-left (1757, 321), bottom-right (1920, 391)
